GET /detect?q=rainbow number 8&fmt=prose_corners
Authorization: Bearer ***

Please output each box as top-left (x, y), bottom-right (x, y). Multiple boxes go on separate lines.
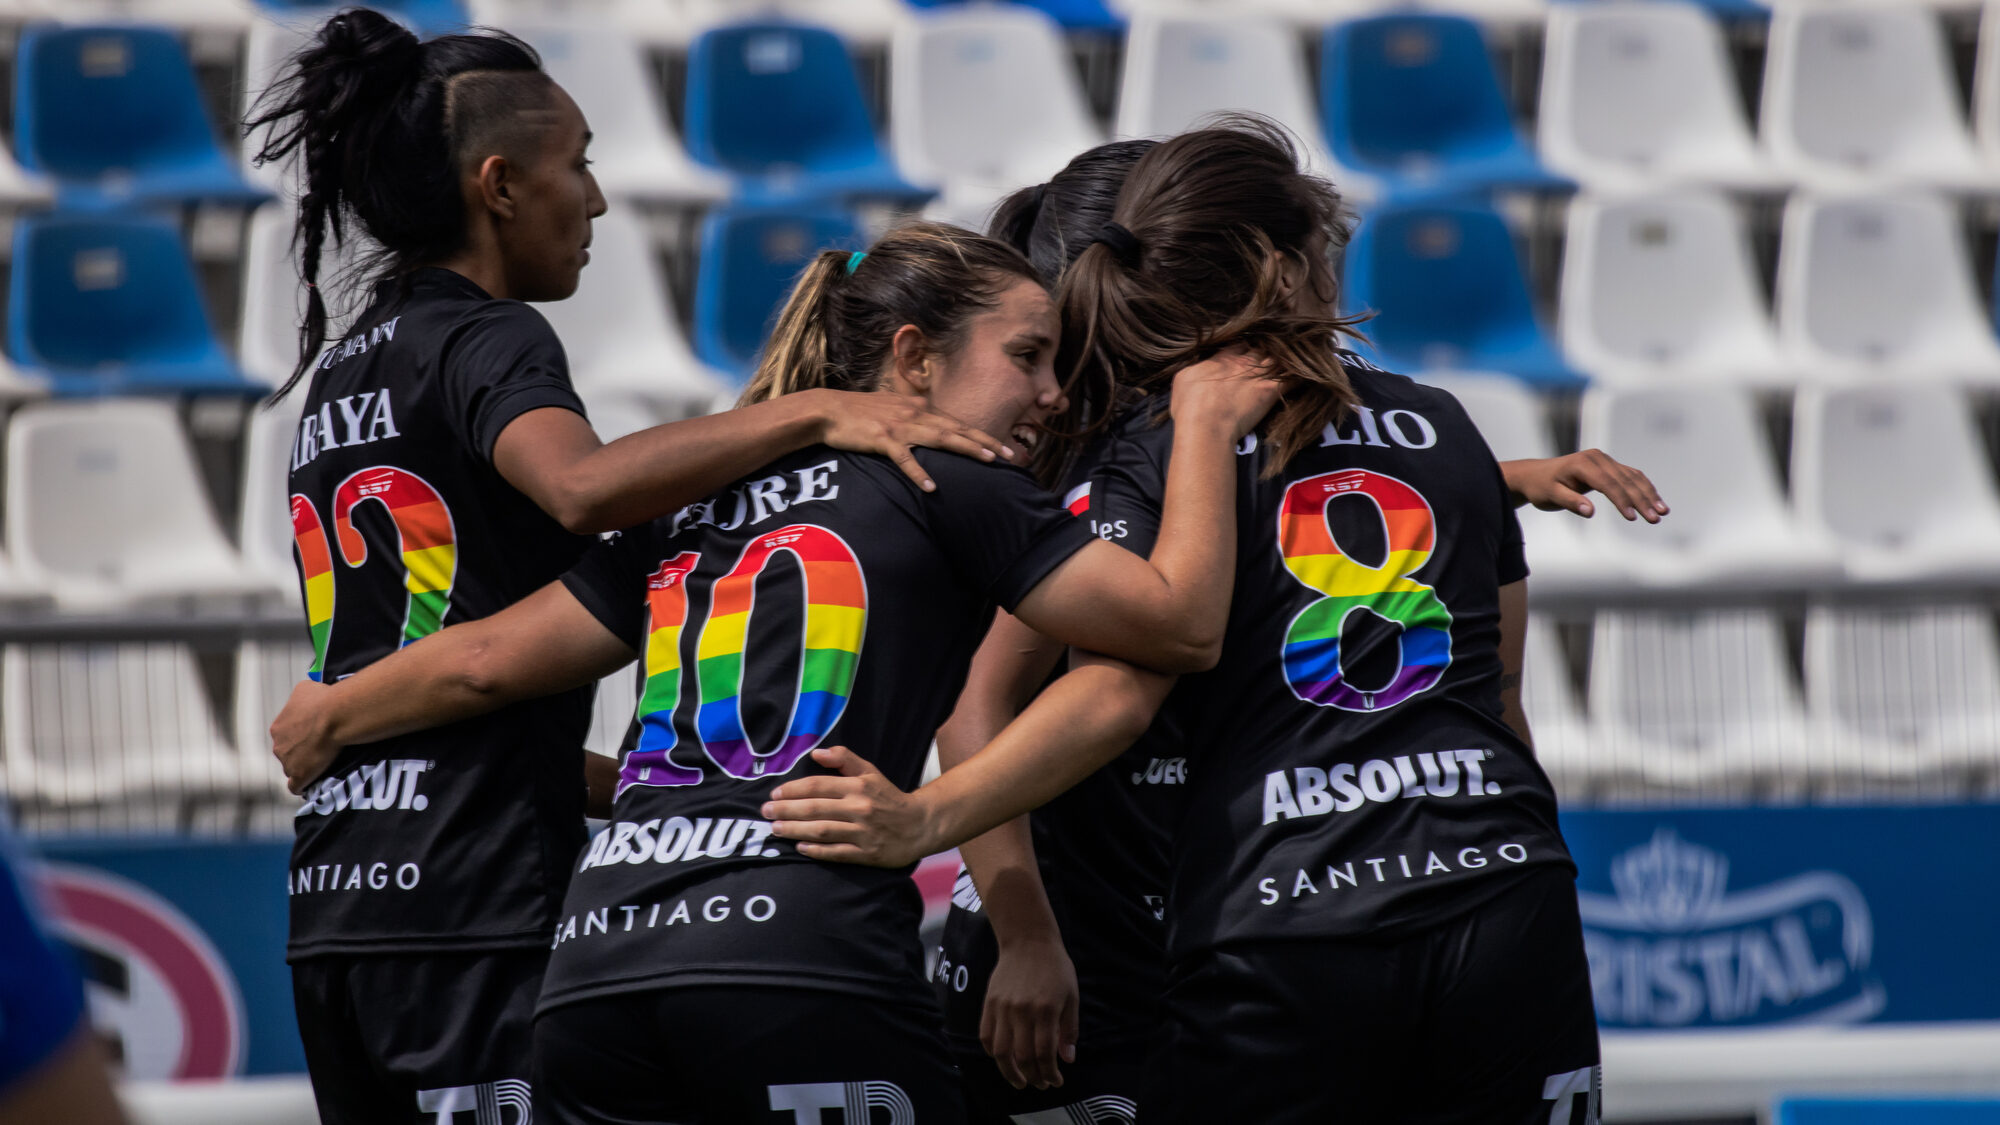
top-left (1278, 469), bottom-right (1452, 712)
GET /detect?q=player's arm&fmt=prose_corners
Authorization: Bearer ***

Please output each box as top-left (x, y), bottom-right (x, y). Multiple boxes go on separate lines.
top-left (271, 581), bottom-right (637, 793)
top-left (766, 652), bottom-right (1177, 868)
top-left (494, 390), bottom-right (1013, 534)
top-left (937, 613), bottom-right (1076, 1091)
top-left (0, 1028), bottom-right (126, 1125)
top-left (1008, 354), bottom-right (1280, 674)
top-left (1497, 579), bottom-right (1532, 750)
top-left (1499, 452), bottom-right (1667, 523)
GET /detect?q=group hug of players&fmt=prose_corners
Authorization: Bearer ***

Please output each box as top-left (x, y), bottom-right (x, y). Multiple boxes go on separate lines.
top-left (255, 9), bottom-right (1668, 1124)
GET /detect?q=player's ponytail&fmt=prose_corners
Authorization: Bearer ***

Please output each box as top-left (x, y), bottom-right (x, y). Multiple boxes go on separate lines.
top-left (1054, 117), bottom-right (1369, 480)
top-left (990, 139), bottom-right (1157, 287)
top-left (245, 7), bottom-right (550, 401)
top-left (740, 222), bottom-right (1041, 408)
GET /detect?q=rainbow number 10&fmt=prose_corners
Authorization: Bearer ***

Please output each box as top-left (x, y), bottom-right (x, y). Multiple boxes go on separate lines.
top-left (620, 524), bottom-right (868, 797)
top-left (1278, 469), bottom-right (1452, 712)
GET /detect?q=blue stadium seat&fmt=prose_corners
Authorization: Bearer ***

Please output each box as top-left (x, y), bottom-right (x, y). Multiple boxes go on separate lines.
top-left (14, 25), bottom-right (270, 212)
top-left (253, 0), bottom-right (468, 36)
top-left (1344, 200), bottom-right (1580, 386)
top-left (1322, 14), bottom-right (1568, 199)
top-left (692, 205), bottom-right (862, 382)
top-left (8, 215), bottom-right (264, 397)
top-left (906, 0), bottom-right (1122, 33)
top-left (684, 21), bottom-right (931, 206)
top-left (1777, 1101), bottom-right (2000, 1125)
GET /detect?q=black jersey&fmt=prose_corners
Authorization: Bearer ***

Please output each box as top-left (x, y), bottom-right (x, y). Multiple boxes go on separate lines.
top-left (1089, 363), bottom-right (1570, 959)
top-left (285, 268), bottom-right (593, 959)
top-left (540, 447), bottom-right (1094, 1012)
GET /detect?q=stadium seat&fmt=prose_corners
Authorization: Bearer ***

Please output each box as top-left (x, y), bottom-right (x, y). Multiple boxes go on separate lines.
top-left (232, 639), bottom-right (316, 800)
top-left (683, 21), bottom-right (930, 205)
top-left (14, 25), bottom-right (271, 212)
top-left (585, 395), bottom-right (676, 442)
top-left (1, 642), bottom-right (258, 810)
top-left (240, 394), bottom-right (307, 609)
top-left (9, 214), bottom-right (264, 397)
top-left (684, 0), bottom-right (914, 45)
top-left (241, 18), bottom-right (311, 196)
top-left (1321, 14), bottom-right (1569, 199)
top-left (5, 400), bottom-right (277, 612)
top-left (254, 0), bottom-right (470, 36)
top-left (587, 665), bottom-right (639, 758)
top-left (692, 204), bottom-right (862, 381)
top-left (0, 549), bottom-right (47, 607)
top-left (539, 207), bottom-right (729, 415)
top-left (1775, 191), bottom-right (2000, 384)
top-left (1804, 605), bottom-right (2000, 797)
top-left (1539, 2), bottom-right (1785, 193)
top-left (1416, 373), bottom-right (1629, 596)
top-left (1587, 609), bottom-right (1817, 800)
top-left (1793, 385), bottom-right (2000, 587)
top-left (240, 205), bottom-right (311, 388)
top-left (1344, 201), bottom-right (1580, 386)
top-left (1577, 385), bottom-right (1842, 590)
top-left (1521, 618), bottom-right (1617, 801)
top-left (1560, 190), bottom-right (1791, 387)
top-left (892, 6), bottom-right (1102, 213)
top-left (906, 0), bottom-right (1122, 34)
top-left (1114, 14), bottom-right (1367, 195)
top-left (1762, 5), bottom-right (1994, 190)
top-left (513, 22), bottom-right (728, 205)
top-left (1975, 3), bottom-right (2000, 170)
top-left (468, 0), bottom-right (690, 44)
top-left (55, 0), bottom-right (259, 31)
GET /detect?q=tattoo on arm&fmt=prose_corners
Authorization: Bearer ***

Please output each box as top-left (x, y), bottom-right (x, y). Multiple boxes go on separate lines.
top-left (1500, 671), bottom-right (1521, 693)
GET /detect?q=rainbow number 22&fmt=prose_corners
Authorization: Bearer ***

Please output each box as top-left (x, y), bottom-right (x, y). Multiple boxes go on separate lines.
top-left (1277, 469), bottom-right (1452, 711)
top-left (289, 466), bottom-right (459, 682)
top-left (620, 524), bottom-right (868, 797)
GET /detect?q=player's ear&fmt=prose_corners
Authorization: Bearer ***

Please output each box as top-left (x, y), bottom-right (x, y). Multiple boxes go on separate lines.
top-left (473, 154), bottom-right (517, 221)
top-left (886, 324), bottom-right (935, 397)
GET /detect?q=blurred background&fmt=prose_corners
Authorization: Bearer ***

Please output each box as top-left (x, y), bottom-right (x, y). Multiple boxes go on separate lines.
top-left (0, 0), bottom-right (1997, 1122)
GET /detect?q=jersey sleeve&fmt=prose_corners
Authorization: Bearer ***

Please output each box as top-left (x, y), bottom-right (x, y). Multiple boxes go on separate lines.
top-left (917, 451), bottom-right (1096, 613)
top-left (1081, 415), bottom-right (1173, 558)
top-left (0, 833), bottom-right (86, 1094)
top-left (560, 525), bottom-right (658, 652)
top-left (439, 301), bottom-right (588, 464)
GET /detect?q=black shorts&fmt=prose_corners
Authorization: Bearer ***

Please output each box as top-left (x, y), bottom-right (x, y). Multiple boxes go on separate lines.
top-left (952, 1040), bottom-right (1143, 1125)
top-left (1149, 867), bottom-right (1601, 1125)
top-left (291, 949), bottom-right (546, 1125)
top-left (532, 985), bottom-right (967, 1124)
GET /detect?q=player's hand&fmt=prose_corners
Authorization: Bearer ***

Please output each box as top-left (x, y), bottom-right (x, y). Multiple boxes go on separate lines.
top-left (1168, 346), bottom-right (1285, 442)
top-left (1501, 450), bottom-right (1669, 523)
top-left (808, 389), bottom-right (1016, 493)
top-left (270, 680), bottom-right (342, 796)
top-left (982, 934), bottom-right (1079, 1091)
top-left (763, 746), bottom-right (937, 867)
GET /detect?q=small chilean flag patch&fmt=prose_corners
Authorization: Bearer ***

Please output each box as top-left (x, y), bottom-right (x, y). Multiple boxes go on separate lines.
top-left (1063, 482), bottom-right (1091, 516)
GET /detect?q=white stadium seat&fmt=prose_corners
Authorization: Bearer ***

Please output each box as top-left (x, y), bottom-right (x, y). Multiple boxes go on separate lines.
top-left (54, 0), bottom-right (257, 31)
top-left (1577, 386), bottom-right (1842, 591)
top-left (2, 642), bottom-right (257, 809)
top-left (513, 21), bottom-right (729, 205)
top-left (232, 639), bottom-right (315, 801)
top-left (1114, 13), bottom-right (1375, 200)
top-left (1792, 385), bottom-right (2000, 587)
top-left (240, 204), bottom-right (309, 386)
top-left (468, 0), bottom-right (691, 44)
top-left (0, 549), bottom-right (46, 607)
top-left (243, 18), bottom-right (313, 196)
top-left (587, 664), bottom-right (639, 759)
top-left (1804, 604), bottom-right (2000, 797)
top-left (1520, 618), bottom-right (1613, 801)
top-left (892, 6), bottom-right (1102, 216)
top-left (1776, 190), bottom-right (2000, 384)
top-left (1540, 2), bottom-right (1784, 193)
top-left (1762, 4), bottom-right (1994, 190)
top-left (1974, 0), bottom-right (2000, 168)
top-left (538, 207), bottom-right (728, 416)
top-left (241, 394), bottom-right (307, 609)
top-left (1417, 373), bottom-right (1631, 596)
top-left (5, 401), bottom-right (278, 612)
top-left (1560, 190), bottom-right (1790, 387)
top-left (1587, 609), bottom-right (1817, 800)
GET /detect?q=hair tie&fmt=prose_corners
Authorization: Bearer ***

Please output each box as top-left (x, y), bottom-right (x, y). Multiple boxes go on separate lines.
top-left (1092, 221), bottom-right (1142, 266)
top-left (845, 250), bottom-right (867, 276)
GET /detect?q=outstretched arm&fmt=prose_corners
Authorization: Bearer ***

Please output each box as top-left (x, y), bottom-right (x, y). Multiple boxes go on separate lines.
top-left (1499, 451), bottom-right (1667, 523)
top-left (271, 581), bottom-right (635, 793)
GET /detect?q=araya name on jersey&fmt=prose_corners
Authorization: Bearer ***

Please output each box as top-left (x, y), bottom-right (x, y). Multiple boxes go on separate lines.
top-left (1257, 841), bottom-right (1535, 905)
top-left (550, 891), bottom-right (780, 948)
top-left (292, 387), bottom-right (402, 470)
top-left (1262, 750), bottom-right (1501, 826)
top-left (296, 758), bottom-right (433, 818)
top-left (666, 459), bottom-right (842, 538)
top-left (574, 815), bottom-right (781, 872)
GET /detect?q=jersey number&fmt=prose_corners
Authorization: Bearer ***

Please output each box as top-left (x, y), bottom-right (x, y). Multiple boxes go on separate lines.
top-left (290, 466), bottom-right (459, 681)
top-left (619, 524), bottom-right (868, 798)
top-left (1277, 469), bottom-right (1452, 711)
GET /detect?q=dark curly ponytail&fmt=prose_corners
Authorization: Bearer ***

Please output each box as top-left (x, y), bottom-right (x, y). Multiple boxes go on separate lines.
top-left (245, 7), bottom-right (552, 399)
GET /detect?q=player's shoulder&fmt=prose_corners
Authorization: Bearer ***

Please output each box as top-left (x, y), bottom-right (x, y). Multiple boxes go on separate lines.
top-left (1340, 352), bottom-right (1480, 429)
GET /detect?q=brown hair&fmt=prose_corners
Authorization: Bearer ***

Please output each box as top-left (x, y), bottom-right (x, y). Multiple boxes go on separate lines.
top-left (740, 221), bottom-right (1043, 405)
top-left (1051, 116), bottom-right (1368, 481)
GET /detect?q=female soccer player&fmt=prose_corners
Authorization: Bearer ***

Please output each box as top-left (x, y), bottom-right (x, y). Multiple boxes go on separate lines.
top-left (269, 221), bottom-right (1282, 1121)
top-left (245, 11), bottom-right (1011, 1121)
top-left (768, 121), bottom-right (1606, 1124)
top-left (926, 137), bottom-right (1659, 1120)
